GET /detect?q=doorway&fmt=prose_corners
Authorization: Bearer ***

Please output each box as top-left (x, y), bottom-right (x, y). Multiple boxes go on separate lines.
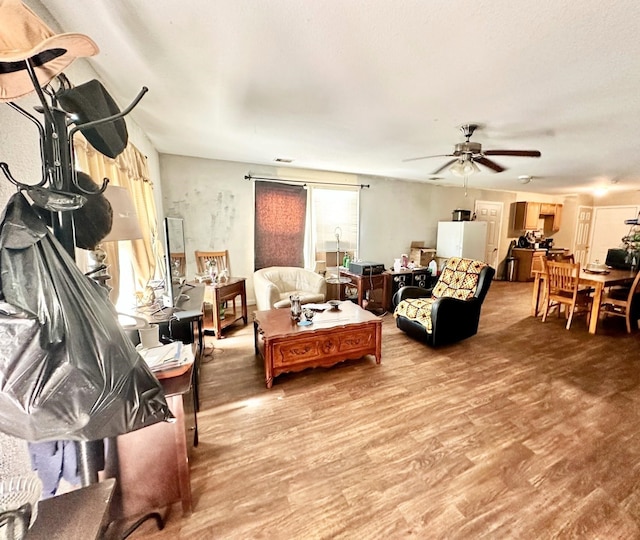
top-left (474, 200), bottom-right (503, 268)
top-left (588, 205), bottom-right (640, 263)
top-left (573, 206), bottom-right (592, 266)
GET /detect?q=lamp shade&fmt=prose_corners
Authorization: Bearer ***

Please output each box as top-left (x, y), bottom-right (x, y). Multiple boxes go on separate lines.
top-left (101, 185), bottom-right (143, 242)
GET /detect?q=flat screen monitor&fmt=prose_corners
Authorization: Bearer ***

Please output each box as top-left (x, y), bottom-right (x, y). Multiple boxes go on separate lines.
top-left (162, 217), bottom-right (188, 308)
top-left (606, 248), bottom-right (632, 270)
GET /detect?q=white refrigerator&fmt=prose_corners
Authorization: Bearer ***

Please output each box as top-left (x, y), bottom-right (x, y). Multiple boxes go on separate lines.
top-left (436, 221), bottom-right (488, 261)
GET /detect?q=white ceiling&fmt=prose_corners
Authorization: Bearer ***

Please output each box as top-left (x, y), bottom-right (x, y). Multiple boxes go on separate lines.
top-left (35, 0), bottom-right (640, 195)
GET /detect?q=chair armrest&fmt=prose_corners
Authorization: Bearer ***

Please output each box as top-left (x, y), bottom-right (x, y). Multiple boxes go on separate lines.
top-left (254, 278), bottom-right (281, 310)
top-left (392, 285), bottom-right (433, 309)
top-left (430, 296), bottom-right (482, 346)
top-left (310, 274), bottom-right (327, 295)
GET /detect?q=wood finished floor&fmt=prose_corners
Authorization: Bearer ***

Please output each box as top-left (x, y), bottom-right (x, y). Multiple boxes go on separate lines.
top-left (124, 281), bottom-right (640, 539)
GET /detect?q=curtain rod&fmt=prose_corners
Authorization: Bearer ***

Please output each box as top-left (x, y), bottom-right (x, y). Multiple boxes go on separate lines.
top-left (244, 174), bottom-right (370, 189)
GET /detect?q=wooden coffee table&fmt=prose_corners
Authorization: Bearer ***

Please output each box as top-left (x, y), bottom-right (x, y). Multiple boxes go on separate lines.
top-left (253, 301), bottom-right (382, 388)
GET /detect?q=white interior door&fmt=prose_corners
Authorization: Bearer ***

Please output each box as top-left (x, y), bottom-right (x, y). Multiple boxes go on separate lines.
top-left (588, 206), bottom-right (640, 264)
top-left (474, 200), bottom-right (503, 267)
top-left (573, 206), bottom-right (592, 265)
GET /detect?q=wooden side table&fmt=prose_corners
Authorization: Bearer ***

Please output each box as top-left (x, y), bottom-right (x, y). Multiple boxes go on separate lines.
top-left (338, 270), bottom-right (391, 313)
top-left (204, 277), bottom-right (248, 338)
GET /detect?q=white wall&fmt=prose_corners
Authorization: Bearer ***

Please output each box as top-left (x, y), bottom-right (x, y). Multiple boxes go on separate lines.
top-left (159, 154), bottom-right (540, 301)
top-left (159, 155), bottom-right (254, 284)
top-left (358, 177), bottom-right (518, 269)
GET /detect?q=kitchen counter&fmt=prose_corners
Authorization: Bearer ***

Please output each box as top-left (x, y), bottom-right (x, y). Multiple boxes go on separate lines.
top-left (511, 248), bottom-right (547, 282)
top-left (511, 248), bottom-right (571, 281)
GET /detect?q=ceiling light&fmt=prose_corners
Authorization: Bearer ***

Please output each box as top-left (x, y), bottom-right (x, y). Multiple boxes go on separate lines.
top-left (518, 175), bottom-right (532, 184)
top-left (593, 187), bottom-right (608, 197)
top-left (449, 158), bottom-right (480, 177)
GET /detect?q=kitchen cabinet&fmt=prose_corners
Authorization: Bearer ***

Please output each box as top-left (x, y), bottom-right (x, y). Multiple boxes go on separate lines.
top-left (540, 203), bottom-right (556, 215)
top-left (513, 202), bottom-right (563, 232)
top-left (541, 204), bottom-right (562, 233)
top-left (513, 201), bottom-right (541, 231)
top-left (552, 204), bottom-right (562, 232)
top-left (512, 248), bottom-right (547, 281)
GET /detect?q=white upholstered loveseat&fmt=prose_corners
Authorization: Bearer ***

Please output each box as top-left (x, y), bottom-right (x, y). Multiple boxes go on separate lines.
top-left (253, 266), bottom-right (327, 310)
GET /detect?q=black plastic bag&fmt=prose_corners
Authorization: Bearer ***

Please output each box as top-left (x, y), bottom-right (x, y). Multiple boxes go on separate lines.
top-left (0, 192), bottom-right (172, 441)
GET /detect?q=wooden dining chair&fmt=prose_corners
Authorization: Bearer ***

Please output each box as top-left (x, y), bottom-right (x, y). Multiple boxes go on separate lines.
top-left (598, 270), bottom-right (640, 333)
top-left (195, 250), bottom-right (230, 277)
top-left (541, 260), bottom-right (592, 330)
top-left (169, 252), bottom-right (186, 277)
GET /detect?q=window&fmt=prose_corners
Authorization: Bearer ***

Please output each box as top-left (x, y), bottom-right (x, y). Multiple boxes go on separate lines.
top-left (253, 180), bottom-right (360, 272)
top-left (308, 186), bottom-right (359, 270)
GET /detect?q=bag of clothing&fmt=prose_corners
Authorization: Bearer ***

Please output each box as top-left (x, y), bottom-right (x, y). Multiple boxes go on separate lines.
top-left (0, 192), bottom-right (172, 441)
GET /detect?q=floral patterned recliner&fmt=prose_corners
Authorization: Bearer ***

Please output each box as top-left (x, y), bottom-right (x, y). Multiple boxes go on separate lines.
top-left (392, 257), bottom-right (495, 346)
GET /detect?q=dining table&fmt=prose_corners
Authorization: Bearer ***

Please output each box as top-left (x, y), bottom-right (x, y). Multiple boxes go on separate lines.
top-left (532, 267), bottom-right (638, 334)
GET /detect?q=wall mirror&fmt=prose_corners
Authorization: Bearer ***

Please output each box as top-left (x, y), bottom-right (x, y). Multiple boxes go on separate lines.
top-left (162, 217), bottom-right (186, 308)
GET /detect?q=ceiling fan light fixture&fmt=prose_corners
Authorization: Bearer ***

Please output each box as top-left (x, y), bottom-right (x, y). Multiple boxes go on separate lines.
top-left (518, 175), bottom-right (532, 184)
top-left (450, 158), bottom-right (480, 177)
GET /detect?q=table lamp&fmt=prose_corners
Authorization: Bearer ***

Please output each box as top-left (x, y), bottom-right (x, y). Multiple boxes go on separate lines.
top-left (87, 185), bottom-right (143, 288)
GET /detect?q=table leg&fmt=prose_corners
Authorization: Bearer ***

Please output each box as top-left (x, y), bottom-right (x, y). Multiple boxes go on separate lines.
top-left (589, 283), bottom-right (603, 334)
top-left (212, 288), bottom-right (220, 339)
top-left (253, 320), bottom-right (259, 355)
top-left (241, 286), bottom-right (248, 324)
top-left (357, 279), bottom-right (364, 308)
top-left (532, 272), bottom-right (542, 316)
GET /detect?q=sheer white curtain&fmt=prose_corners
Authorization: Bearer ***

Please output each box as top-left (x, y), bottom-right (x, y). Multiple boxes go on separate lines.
top-left (307, 186), bottom-right (359, 269)
top-left (74, 133), bottom-right (159, 307)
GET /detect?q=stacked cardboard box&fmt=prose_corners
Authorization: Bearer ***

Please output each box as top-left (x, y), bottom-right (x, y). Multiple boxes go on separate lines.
top-left (409, 242), bottom-right (436, 267)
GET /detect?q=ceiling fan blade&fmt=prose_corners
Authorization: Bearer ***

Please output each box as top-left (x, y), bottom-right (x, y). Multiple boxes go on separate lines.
top-left (431, 159), bottom-right (459, 175)
top-left (402, 153), bottom-right (454, 163)
top-left (484, 149), bottom-right (541, 157)
top-left (475, 156), bottom-right (505, 173)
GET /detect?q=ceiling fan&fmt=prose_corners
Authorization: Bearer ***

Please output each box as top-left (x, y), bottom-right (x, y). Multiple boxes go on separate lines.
top-left (403, 124), bottom-right (541, 175)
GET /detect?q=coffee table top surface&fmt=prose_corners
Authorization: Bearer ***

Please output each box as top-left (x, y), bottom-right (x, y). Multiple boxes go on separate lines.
top-left (254, 300), bottom-right (380, 338)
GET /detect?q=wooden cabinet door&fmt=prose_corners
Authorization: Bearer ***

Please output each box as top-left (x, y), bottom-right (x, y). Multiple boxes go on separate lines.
top-left (512, 249), bottom-right (534, 282)
top-left (524, 202), bottom-right (541, 230)
top-left (540, 203), bottom-right (556, 215)
top-left (552, 204), bottom-right (562, 232)
top-left (514, 202), bottom-right (541, 230)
